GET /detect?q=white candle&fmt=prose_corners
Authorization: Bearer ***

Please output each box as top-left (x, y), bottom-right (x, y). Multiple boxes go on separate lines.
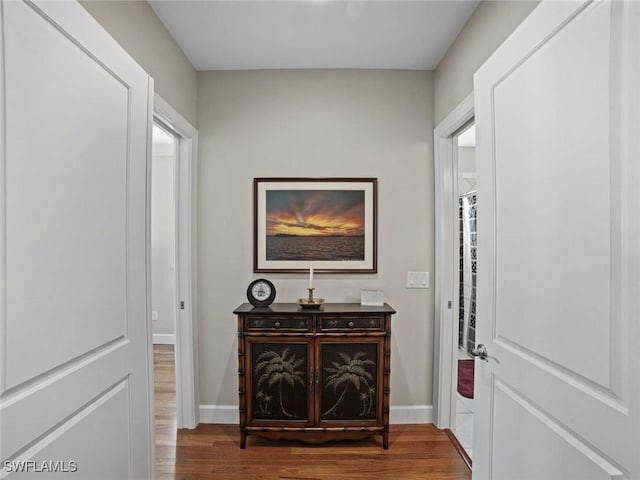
top-left (309, 267), bottom-right (314, 289)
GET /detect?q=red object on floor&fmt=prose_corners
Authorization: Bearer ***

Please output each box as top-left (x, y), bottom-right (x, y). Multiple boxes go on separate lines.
top-left (457, 359), bottom-right (474, 399)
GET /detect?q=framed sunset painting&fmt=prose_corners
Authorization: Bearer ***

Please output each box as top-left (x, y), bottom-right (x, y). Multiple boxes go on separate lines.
top-left (254, 178), bottom-right (377, 273)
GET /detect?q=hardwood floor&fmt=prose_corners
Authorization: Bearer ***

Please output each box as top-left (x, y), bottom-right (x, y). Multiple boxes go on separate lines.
top-left (154, 345), bottom-right (471, 480)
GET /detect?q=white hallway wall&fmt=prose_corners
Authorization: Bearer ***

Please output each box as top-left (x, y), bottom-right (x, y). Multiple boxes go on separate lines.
top-left (197, 70), bottom-right (435, 421)
top-left (434, 0), bottom-right (540, 124)
top-left (81, 0), bottom-right (541, 421)
top-left (81, 0), bottom-right (198, 127)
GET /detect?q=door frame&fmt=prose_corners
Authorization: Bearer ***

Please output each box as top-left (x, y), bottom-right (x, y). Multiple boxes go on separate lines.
top-left (432, 93), bottom-right (474, 428)
top-left (153, 94), bottom-right (200, 429)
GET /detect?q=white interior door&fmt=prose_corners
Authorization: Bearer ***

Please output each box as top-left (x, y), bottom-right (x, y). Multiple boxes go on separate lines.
top-left (1, 1), bottom-right (153, 478)
top-left (473, 1), bottom-right (639, 479)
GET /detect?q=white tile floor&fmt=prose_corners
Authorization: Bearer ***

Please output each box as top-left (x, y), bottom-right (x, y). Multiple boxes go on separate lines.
top-left (454, 394), bottom-right (474, 457)
top-left (453, 348), bottom-right (474, 458)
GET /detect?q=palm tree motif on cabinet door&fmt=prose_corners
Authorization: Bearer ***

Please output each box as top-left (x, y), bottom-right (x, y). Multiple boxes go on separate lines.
top-left (322, 346), bottom-right (378, 420)
top-left (254, 346), bottom-right (306, 419)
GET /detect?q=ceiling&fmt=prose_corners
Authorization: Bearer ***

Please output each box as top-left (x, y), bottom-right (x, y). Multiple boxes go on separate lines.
top-left (148, 1), bottom-right (479, 71)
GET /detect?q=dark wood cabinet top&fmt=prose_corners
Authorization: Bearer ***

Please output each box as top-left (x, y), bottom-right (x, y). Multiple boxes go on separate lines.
top-left (233, 302), bottom-right (396, 315)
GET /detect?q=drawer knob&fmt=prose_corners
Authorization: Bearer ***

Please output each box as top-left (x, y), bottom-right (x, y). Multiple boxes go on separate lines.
top-left (274, 321), bottom-right (281, 328)
top-left (348, 321), bottom-right (354, 327)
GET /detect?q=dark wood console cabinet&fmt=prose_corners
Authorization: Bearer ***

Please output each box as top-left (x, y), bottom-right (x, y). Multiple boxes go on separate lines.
top-left (234, 302), bottom-right (396, 449)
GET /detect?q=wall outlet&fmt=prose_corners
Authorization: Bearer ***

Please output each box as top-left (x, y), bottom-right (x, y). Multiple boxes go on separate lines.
top-left (406, 271), bottom-right (429, 289)
top-left (151, 310), bottom-right (159, 321)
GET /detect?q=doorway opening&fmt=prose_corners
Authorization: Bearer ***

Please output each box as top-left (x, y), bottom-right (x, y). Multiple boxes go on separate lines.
top-left (151, 94), bottom-right (200, 433)
top-left (151, 121), bottom-right (179, 452)
top-left (432, 92), bottom-right (474, 467)
top-left (151, 122), bottom-right (178, 347)
top-left (451, 123), bottom-right (476, 460)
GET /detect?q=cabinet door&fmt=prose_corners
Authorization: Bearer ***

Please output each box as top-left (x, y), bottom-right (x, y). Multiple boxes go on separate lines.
top-left (317, 338), bottom-right (383, 424)
top-left (246, 338), bottom-right (313, 425)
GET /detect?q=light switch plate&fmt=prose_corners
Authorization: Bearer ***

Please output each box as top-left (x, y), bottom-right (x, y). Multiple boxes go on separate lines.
top-left (407, 271), bottom-right (429, 289)
top-left (151, 310), bottom-right (159, 321)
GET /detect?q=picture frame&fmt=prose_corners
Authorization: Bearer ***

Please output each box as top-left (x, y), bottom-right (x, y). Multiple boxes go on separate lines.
top-left (254, 178), bottom-right (377, 273)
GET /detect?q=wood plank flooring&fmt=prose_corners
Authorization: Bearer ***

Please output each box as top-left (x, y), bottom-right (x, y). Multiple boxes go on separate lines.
top-left (154, 345), bottom-right (471, 480)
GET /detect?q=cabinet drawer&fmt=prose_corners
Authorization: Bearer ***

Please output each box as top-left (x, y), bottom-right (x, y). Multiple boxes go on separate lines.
top-left (319, 316), bottom-right (384, 332)
top-left (246, 316), bottom-right (311, 332)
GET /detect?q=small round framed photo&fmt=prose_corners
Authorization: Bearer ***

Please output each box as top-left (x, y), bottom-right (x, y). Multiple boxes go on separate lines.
top-left (247, 279), bottom-right (276, 307)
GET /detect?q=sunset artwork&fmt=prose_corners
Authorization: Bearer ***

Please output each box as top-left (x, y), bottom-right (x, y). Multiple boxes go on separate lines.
top-left (265, 190), bottom-right (365, 261)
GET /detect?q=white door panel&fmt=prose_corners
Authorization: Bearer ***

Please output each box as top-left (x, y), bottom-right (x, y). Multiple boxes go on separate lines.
top-left (1, 1), bottom-right (153, 478)
top-left (474, 1), bottom-right (639, 478)
top-left (492, 0), bottom-right (612, 389)
top-left (19, 381), bottom-right (130, 479)
top-left (4, 0), bottom-right (129, 389)
top-left (492, 382), bottom-right (623, 480)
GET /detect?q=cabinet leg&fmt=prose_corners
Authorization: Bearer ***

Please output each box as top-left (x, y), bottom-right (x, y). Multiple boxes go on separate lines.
top-left (240, 431), bottom-right (246, 449)
top-left (383, 430), bottom-right (389, 449)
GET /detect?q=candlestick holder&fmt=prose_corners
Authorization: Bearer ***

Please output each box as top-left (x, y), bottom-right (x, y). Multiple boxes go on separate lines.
top-left (298, 287), bottom-right (324, 309)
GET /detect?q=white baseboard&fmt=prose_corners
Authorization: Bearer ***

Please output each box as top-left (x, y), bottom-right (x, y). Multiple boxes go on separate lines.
top-left (389, 405), bottom-right (433, 424)
top-left (198, 404), bottom-right (433, 425)
top-left (152, 333), bottom-right (176, 345)
top-left (199, 405), bottom-right (238, 424)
